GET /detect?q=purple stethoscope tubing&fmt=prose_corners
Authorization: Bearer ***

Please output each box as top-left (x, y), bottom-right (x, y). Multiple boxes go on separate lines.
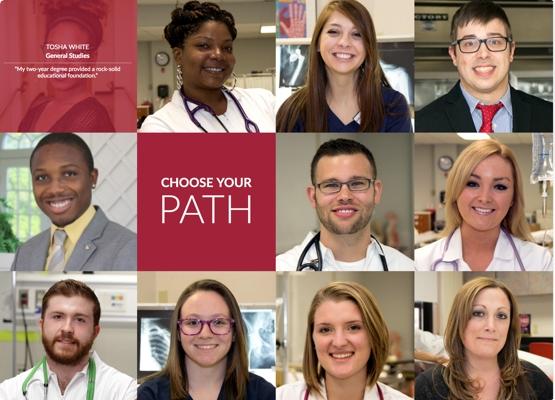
top-left (303, 383), bottom-right (384, 400)
top-left (430, 227), bottom-right (525, 271)
top-left (180, 87), bottom-right (260, 133)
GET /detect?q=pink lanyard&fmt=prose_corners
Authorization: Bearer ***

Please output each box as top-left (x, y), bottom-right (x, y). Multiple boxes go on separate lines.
top-left (304, 384), bottom-right (384, 400)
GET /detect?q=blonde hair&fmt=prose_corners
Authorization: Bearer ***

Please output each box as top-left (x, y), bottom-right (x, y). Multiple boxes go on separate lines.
top-left (443, 277), bottom-right (532, 400)
top-left (303, 282), bottom-right (389, 397)
top-left (443, 138), bottom-right (531, 241)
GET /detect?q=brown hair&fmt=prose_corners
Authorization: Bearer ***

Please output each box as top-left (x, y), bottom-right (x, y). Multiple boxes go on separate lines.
top-left (144, 280), bottom-right (249, 400)
top-left (443, 277), bottom-right (531, 400)
top-left (450, 0), bottom-right (512, 43)
top-left (303, 282), bottom-right (389, 397)
top-left (443, 139), bottom-right (531, 241)
top-left (41, 279), bottom-right (101, 326)
top-left (276, 0), bottom-right (390, 132)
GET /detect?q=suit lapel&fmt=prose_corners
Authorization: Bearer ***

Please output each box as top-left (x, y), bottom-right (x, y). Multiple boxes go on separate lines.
top-left (444, 84), bottom-right (477, 132)
top-left (31, 231), bottom-right (50, 270)
top-left (510, 87), bottom-right (531, 132)
top-left (65, 207), bottom-right (108, 271)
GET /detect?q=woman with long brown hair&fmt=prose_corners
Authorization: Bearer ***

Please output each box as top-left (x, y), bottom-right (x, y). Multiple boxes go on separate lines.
top-left (415, 277), bottom-right (552, 399)
top-left (276, 0), bottom-right (411, 133)
top-left (138, 279), bottom-right (275, 399)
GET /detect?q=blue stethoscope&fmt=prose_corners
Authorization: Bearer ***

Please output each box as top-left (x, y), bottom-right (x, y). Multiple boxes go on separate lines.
top-left (297, 232), bottom-right (389, 271)
top-left (22, 356), bottom-right (96, 400)
top-left (431, 227), bottom-right (525, 271)
top-left (179, 87), bottom-right (260, 133)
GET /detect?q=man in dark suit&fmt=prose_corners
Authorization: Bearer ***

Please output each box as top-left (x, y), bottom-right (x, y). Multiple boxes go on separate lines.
top-left (11, 133), bottom-right (136, 271)
top-left (416, 0), bottom-right (552, 133)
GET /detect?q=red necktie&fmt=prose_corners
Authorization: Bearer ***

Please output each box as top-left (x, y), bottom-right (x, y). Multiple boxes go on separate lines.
top-left (476, 102), bottom-right (504, 133)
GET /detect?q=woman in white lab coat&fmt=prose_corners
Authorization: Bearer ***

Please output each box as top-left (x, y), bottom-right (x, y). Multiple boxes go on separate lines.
top-left (415, 139), bottom-right (552, 271)
top-left (277, 282), bottom-right (410, 400)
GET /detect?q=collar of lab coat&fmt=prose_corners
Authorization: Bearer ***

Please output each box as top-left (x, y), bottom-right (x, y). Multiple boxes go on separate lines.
top-left (443, 228), bottom-right (514, 263)
top-left (302, 231), bottom-right (382, 268)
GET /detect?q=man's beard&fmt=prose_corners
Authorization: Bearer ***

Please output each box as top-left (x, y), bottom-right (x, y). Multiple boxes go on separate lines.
top-left (316, 202), bottom-right (373, 235)
top-left (42, 331), bottom-right (94, 366)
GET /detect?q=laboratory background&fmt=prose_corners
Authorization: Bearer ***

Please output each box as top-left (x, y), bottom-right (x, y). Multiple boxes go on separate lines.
top-left (276, 271), bottom-right (414, 396)
top-left (137, 271), bottom-right (276, 385)
top-left (0, 272), bottom-right (137, 380)
top-left (415, 271), bottom-right (553, 379)
top-left (415, 1), bottom-right (552, 111)
top-left (414, 133), bottom-right (553, 250)
top-left (276, 133), bottom-right (414, 258)
top-left (137, 0), bottom-right (276, 119)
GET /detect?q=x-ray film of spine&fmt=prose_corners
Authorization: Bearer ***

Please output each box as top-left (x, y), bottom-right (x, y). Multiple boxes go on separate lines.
top-left (140, 318), bottom-right (171, 371)
top-left (243, 309), bottom-right (275, 369)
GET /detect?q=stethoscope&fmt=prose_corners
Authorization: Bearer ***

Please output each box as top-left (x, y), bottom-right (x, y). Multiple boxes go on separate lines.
top-left (179, 87), bottom-right (260, 133)
top-left (304, 383), bottom-right (384, 400)
top-left (297, 232), bottom-right (389, 271)
top-left (22, 356), bottom-right (96, 400)
top-left (431, 226), bottom-right (525, 271)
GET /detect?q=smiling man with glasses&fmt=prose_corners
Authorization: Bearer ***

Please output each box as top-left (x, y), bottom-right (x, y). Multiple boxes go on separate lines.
top-left (276, 138), bottom-right (414, 271)
top-left (416, 0), bottom-right (552, 133)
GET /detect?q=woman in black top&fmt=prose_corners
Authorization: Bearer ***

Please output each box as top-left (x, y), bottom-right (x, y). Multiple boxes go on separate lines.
top-left (415, 277), bottom-right (552, 400)
top-left (138, 279), bottom-right (275, 400)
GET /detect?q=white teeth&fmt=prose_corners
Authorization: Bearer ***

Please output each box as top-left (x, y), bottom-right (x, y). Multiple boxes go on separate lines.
top-left (196, 344), bottom-right (217, 349)
top-left (475, 66), bottom-right (494, 73)
top-left (205, 67), bottom-right (223, 72)
top-left (331, 352), bottom-right (353, 359)
top-left (473, 207), bottom-right (494, 215)
top-left (336, 209), bottom-right (354, 214)
top-left (334, 53), bottom-right (353, 59)
top-left (49, 200), bottom-right (70, 208)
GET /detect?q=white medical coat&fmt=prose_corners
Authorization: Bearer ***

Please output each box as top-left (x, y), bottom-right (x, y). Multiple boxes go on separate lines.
top-left (276, 232), bottom-right (415, 271)
top-left (415, 228), bottom-right (552, 271)
top-left (0, 352), bottom-right (136, 400)
top-left (277, 380), bottom-right (411, 400)
top-left (140, 88), bottom-right (275, 133)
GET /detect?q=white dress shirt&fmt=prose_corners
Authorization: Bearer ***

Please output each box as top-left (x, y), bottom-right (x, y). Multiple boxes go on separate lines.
top-left (140, 87), bottom-right (275, 133)
top-left (276, 232), bottom-right (415, 271)
top-left (415, 228), bottom-right (552, 271)
top-left (0, 352), bottom-right (136, 400)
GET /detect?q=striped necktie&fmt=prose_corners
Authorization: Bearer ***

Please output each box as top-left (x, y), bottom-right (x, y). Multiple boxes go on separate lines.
top-left (476, 102), bottom-right (503, 133)
top-left (48, 229), bottom-right (67, 272)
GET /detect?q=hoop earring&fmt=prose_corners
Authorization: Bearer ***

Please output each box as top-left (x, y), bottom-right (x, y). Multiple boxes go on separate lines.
top-left (229, 72), bottom-right (237, 91)
top-left (176, 64), bottom-right (183, 89)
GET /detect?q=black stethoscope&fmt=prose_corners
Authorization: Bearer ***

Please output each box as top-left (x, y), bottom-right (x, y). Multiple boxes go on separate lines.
top-left (179, 87), bottom-right (260, 133)
top-left (304, 383), bottom-right (384, 400)
top-left (297, 232), bottom-right (389, 271)
top-left (21, 356), bottom-right (96, 400)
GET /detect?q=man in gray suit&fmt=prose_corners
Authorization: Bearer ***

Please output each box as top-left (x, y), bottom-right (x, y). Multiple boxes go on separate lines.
top-left (11, 133), bottom-right (136, 270)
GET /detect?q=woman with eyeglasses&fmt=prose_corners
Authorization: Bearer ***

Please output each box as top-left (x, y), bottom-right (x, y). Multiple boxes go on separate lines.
top-left (140, 1), bottom-right (275, 133)
top-left (138, 279), bottom-right (275, 399)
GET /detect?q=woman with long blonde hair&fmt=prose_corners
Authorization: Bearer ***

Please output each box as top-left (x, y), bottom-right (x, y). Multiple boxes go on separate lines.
top-left (415, 138), bottom-right (552, 271)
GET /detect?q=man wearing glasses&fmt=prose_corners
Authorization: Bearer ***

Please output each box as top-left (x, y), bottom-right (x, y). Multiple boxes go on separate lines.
top-left (416, 0), bottom-right (552, 132)
top-left (276, 138), bottom-right (414, 271)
